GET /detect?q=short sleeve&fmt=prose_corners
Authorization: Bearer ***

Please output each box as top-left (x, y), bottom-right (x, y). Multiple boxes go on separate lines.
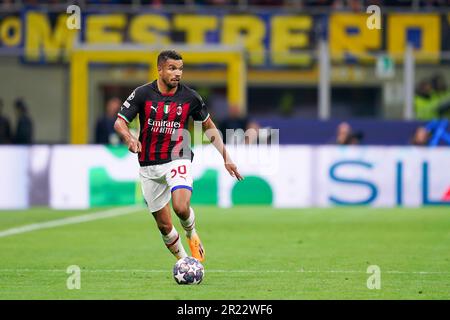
top-left (190, 90), bottom-right (210, 122)
top-left (117, 88), bottom-right (142, 123)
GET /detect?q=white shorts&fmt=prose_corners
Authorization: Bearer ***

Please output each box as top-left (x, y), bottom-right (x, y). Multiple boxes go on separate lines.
top-left (139, 159), bottom-right (193, 213)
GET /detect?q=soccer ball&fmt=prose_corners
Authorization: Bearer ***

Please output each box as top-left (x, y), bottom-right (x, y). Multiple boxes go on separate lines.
top-left (173, 257), bottom-right (205, 285)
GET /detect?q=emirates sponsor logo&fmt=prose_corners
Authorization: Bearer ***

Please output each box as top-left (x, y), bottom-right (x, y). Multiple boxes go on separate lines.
top-left (148, 119), bottom-right (181, 134)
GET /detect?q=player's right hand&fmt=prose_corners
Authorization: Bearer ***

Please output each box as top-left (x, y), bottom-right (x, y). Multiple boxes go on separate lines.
top-left (127, 137), bottom-right (142, 153)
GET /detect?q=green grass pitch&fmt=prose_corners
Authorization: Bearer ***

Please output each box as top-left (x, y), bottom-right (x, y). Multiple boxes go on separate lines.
top-left (0, 206), bottom-right (449, 299)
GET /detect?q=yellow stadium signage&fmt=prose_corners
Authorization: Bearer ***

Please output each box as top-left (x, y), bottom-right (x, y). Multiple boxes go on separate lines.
top-left (0, 11), bottom-right (448, 65)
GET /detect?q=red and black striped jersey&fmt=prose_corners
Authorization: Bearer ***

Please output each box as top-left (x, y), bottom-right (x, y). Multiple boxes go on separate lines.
top-left (117, 80), bottom-right (209, 166)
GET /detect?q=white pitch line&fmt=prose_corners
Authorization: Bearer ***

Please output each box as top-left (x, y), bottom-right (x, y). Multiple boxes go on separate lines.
top-left (0, 206), bottom-right (143, 238)
top-left (0, 269), bottom-right (449, 275)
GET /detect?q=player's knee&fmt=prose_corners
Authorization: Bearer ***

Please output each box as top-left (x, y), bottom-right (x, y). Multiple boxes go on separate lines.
top-left (173, 201), bottom-right (190, 218)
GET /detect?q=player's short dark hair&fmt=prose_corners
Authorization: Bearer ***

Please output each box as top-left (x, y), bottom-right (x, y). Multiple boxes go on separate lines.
top-left (157, 50), bottom-right (183, 66)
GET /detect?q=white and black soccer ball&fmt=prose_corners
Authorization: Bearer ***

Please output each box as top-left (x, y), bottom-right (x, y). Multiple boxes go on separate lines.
top-left (173, 257), bottom-right (205, 285)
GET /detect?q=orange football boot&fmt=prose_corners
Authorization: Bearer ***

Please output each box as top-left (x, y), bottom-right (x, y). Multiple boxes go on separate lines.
top-left (188, 233), bottom-right (205, 262)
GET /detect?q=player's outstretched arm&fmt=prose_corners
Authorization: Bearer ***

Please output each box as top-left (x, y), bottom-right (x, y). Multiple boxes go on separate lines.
top-left (114, 118), bottom-right (142, 153)
top-left (202, 118), bottom-right (243, 181)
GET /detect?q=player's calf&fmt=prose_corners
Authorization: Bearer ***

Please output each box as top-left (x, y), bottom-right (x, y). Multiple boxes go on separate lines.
top-left (152, 206), bottom-right (188, 260)
top-left (161, 226), bottom-right (188, 260)
top-left (179, 207), bottom-right (196, 238)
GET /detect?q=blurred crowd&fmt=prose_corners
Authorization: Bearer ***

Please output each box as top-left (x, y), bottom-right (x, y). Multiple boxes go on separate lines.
top-left (1, 0), bottom-right (449, 9)
top-left (0, 98), bottom-right (33, 145)
top-left (95, 97), bottom-right (122, 145)
top-left (415, 73), bottom-right (450, 121)
top-left (332, 121), bottom-right (443, 147)
top-left (334, 121), bottom-right (363, 145)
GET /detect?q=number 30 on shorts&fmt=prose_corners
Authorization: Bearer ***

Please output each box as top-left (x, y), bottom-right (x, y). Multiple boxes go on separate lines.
top-left (171, 165), bottom-right (187, 178)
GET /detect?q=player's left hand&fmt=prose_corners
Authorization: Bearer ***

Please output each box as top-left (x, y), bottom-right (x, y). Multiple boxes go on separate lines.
top-left (225, 162), bottom-right (243, 181)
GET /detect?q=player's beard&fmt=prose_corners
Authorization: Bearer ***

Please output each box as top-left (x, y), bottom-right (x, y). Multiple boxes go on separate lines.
top-left (163, 77), bottom-right (179, 89)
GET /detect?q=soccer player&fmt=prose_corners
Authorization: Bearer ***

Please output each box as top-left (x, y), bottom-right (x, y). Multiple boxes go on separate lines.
top-left (114, 50), bottom-right (243, 262)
